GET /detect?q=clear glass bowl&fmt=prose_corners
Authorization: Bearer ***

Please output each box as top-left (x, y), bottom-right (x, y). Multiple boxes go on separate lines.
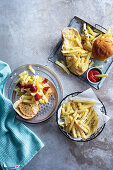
top-left (56, 92), bottom-right (106, 142)
top-left (3, 64), bottom-right (63, 123)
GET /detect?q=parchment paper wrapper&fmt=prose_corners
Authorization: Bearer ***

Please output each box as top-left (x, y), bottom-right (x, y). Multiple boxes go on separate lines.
top-left (58, 88), bottom-right (110, 140)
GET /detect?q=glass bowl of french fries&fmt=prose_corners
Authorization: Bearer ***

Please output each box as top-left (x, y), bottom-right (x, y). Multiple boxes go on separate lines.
top-left (56, 89), bottom-right (109, 142)
top-left (3, 64), bottom-right (63, 123)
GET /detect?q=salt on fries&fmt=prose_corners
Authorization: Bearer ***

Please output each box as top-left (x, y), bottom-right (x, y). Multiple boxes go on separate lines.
top-left (56, 24), bottom-right (112, 75)
top-left (59, 99), bottom-right (99, 140)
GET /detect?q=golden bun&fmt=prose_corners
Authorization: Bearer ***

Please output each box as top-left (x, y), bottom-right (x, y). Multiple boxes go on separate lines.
top-left (92, 38), bottom-right (113, 61)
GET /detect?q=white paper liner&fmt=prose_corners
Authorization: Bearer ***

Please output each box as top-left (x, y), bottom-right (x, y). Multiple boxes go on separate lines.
top-left (58, 88), bottom-right (110, 140)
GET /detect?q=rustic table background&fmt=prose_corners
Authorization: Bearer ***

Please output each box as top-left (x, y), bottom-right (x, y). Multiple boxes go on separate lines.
top-left (1, 0), bottom-right (113, 170)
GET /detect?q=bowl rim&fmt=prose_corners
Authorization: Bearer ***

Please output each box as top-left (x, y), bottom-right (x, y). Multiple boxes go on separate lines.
top-left (56, 91), bottom-right (107, 142)
top-left (87, 67), bottom-right (103, 85)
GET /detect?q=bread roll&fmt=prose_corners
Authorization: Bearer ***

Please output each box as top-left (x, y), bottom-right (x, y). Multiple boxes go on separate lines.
top-left (62, 27), bottom-right (81, 50)
top-left (92, 38), bottom-right (113, 61)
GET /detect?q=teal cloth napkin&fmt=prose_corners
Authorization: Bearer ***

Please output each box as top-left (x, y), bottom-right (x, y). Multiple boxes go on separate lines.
top-left (0, 61), bottom-right (44, 170)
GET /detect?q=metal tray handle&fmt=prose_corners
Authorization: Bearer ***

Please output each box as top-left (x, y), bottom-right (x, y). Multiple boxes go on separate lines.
top-left (95, 24), bottom-right (107, 31)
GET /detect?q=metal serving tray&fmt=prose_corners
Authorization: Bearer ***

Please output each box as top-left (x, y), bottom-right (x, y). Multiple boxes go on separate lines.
top-left (48, 16), bottom-right (113, 89)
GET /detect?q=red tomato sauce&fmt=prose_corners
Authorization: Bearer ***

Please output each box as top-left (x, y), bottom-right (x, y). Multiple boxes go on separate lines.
top-left (88, 69), bottom-right (101, 83)
top-left (42, 78), bottom-right (48, 84)
top-left (35, 93), bottom-right (41, 101)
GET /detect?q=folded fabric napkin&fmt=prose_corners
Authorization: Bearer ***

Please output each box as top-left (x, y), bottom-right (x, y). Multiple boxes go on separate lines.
top-left (0, 61), bottom-right (44, 170)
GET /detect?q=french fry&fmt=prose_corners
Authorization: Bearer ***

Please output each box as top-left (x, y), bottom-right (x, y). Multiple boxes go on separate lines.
top-left (61, 108), bottom-right (65, 114)
top-left (55, 60), bottom-right (70, 75)
top-left (65, 126), bottom-right (70, 133)
top-left (17, 92), bottom-right (25, 97)
top-left (75, 126), bottom-right (81, 137)
top-left (73, 112), bottom-right (79, 120)
top-left (95, 74), bottom-right (108, 78)
top-left (65, 101), bottom-right (71, 112)
top-left (83, 23), bottom-right (89, 39)
top-left (22, 99), bottom-right (35, 104)
top-left (78, 104), bottom-right (94, 110)
top-left (69, 116), bottom-right (73, 122)
top-left (87, 25), bottom-right (98, 37)
top-left (82, 107), bottom-right (93, 124)
top-left (79, 130), bottom-right (88, 140)
top-left (58, 122), bottom-right (64, 126)
top-left (62, 49), bottom-right (87, 54)
top-left (71, 102), bottom-right (77, 110)
top-left (104, 26), bottom-right (111, 36)
top-left (75, 37), bottom-right (83, 48)
top-left (62, 104), bottom-right (66, 108)
top-left (77, 109), bottom-right (86, 113)
top-left (14, 87), bottom-right (20, 92)
top-left (80, 109), bottom-right (89, 121)
top-left (72, 127), bottom-right (77, 138)
top-left (73, 99), bottom-right (97, 105)
top-left (88, 60), bottom-right (94, 68)
top-left (23, 96), bottom-right (33, 100)
top-left (86, 41), bottom-right (92, 51)
top-left (74, 119), bottom-right (89, 134)
top-left (85, 111), bottom-right (95, 125)
top-left (92, 33), bottom-right (103, 43)
top-left (94, 65), bottom-right (103, 69)
top-left (28, 65), bottom-right (35, 74)
top-left (69, 119), bottom-right (75, 132)
top-left (79, 120), bottom-right (90, 131)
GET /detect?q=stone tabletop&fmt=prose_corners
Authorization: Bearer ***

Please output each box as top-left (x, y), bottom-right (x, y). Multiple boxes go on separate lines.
top-left (1, 0), bottom-right (113, 170)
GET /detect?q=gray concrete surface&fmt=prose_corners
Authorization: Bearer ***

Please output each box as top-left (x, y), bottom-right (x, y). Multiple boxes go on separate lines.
top-left (1, 0), bottom-right (113, 170)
